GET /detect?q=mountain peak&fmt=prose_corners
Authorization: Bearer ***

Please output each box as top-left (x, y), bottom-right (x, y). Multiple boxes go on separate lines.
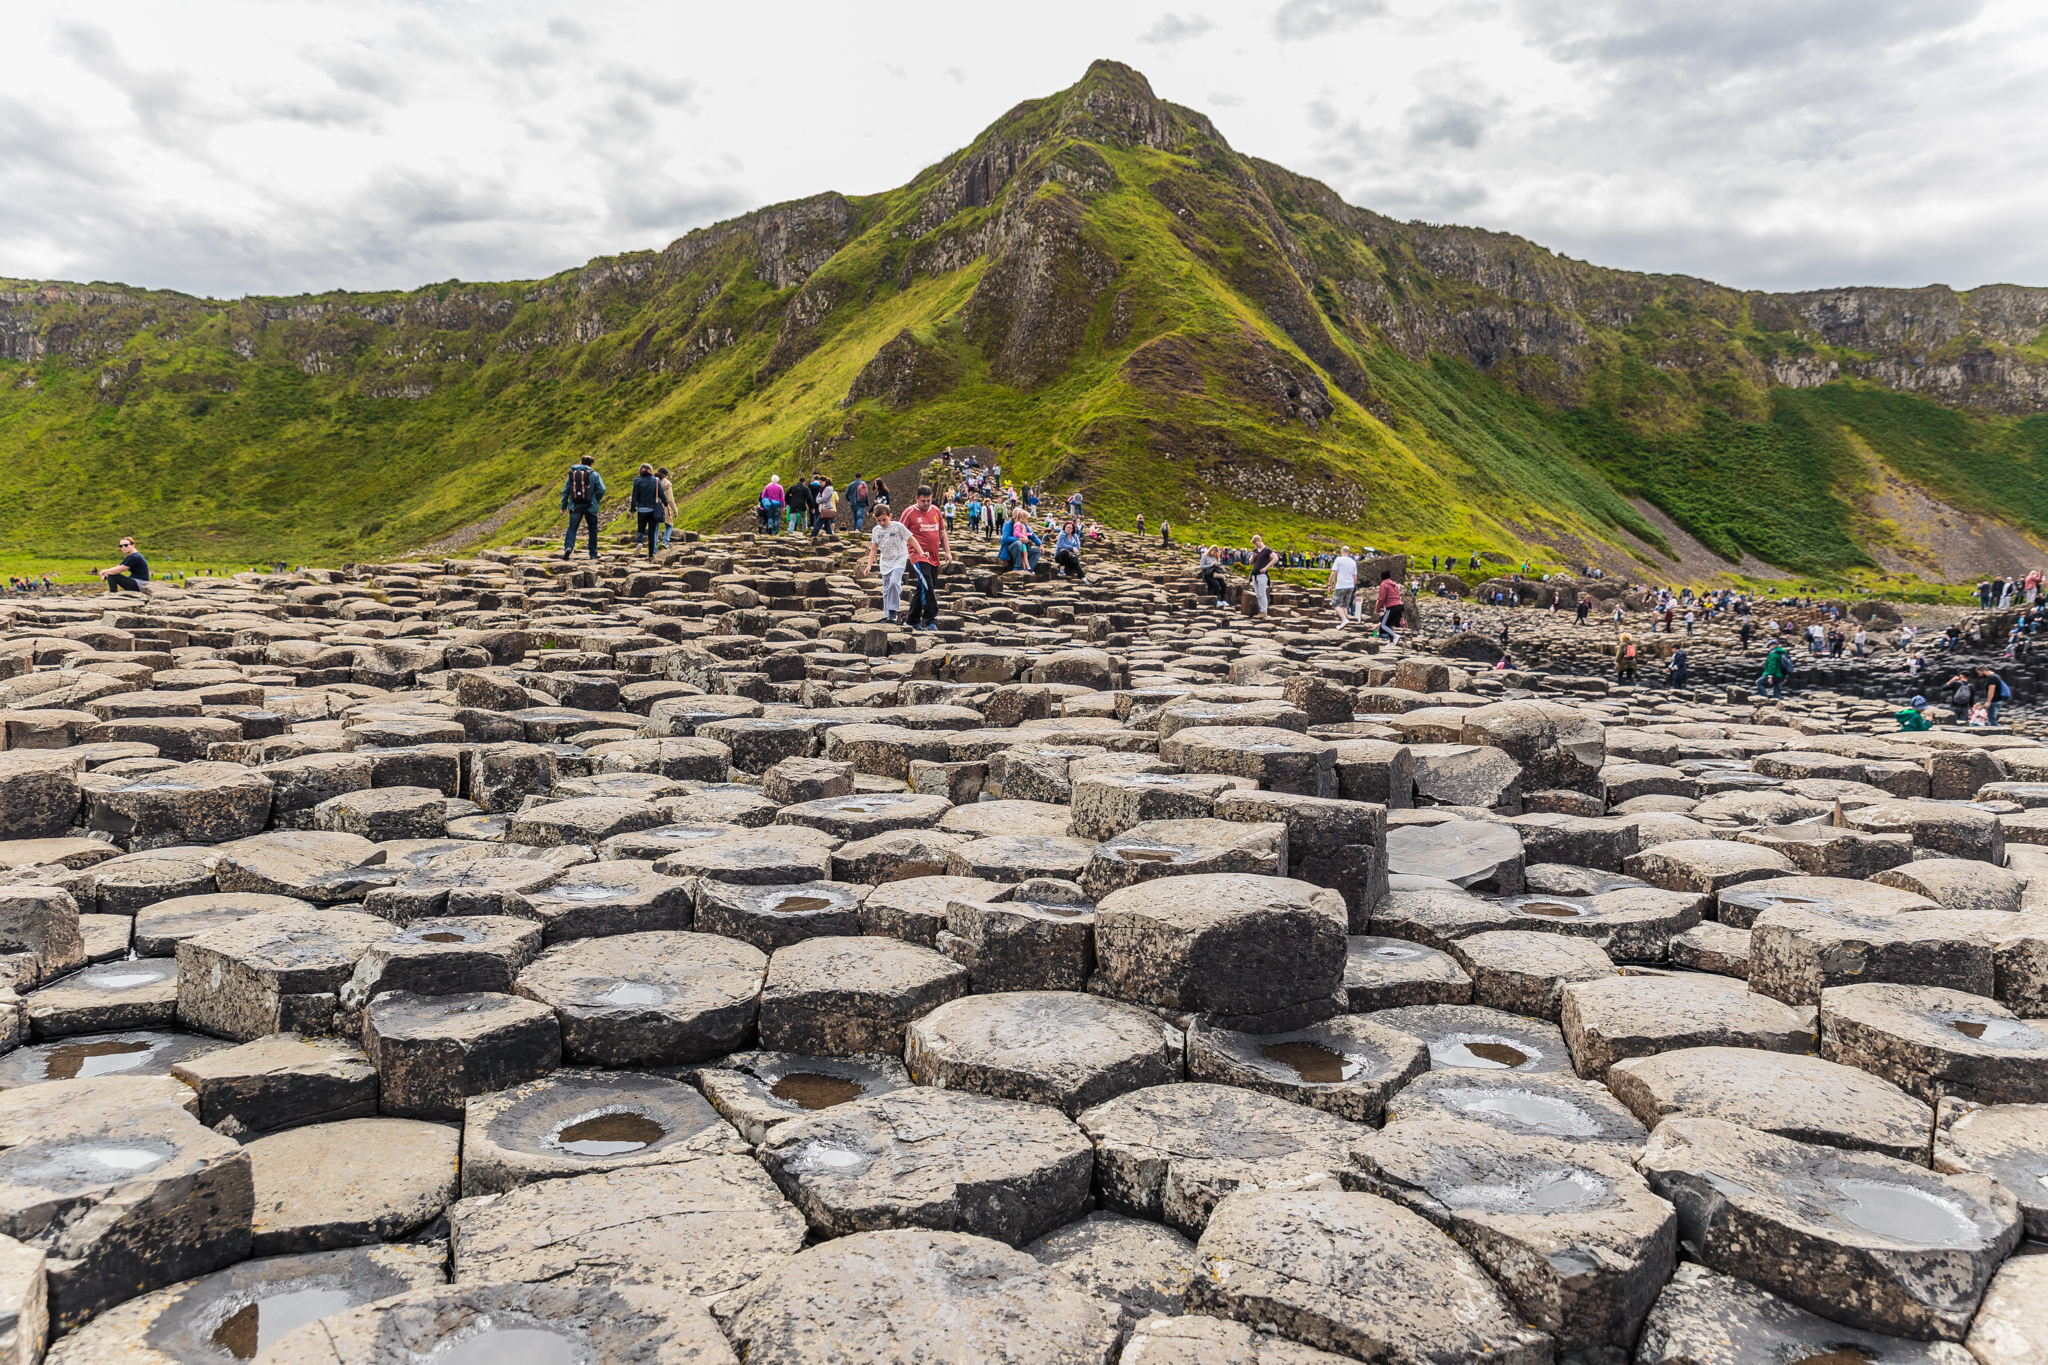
top-left (1055, 59), bottom-right (1220, 152)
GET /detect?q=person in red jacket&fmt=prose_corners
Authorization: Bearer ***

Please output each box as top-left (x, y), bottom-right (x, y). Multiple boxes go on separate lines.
top-left (1375, 570), bottom-right (1404, 642)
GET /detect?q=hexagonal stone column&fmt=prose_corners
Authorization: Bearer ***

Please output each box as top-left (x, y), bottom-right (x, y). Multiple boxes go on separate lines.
top-left (514, 930), bottom-right (764, 1066)
top-left (363, 990), bottom-right (561, 1120)
top-left (1637, 1115), bottom-right (2021, 1339)
top-left (725, 1229), bottom-right (1119, 1365)
top-left (1187, 1189), bottom-right (1551, 1364)
top-left (906, 992), bottom-right (1181, 1116)
top-left (1093, 873), bottom-right (1346, 1033)
top-left (755, 1088), bottom-right (1091, 1247)
top-left (757, 937), bottom-right (967, 1056)
top-left (1820, 983), bottom-right (2048, 1106)
top-left (1606, 1046), bottom-right (1934, 1163)
top-left (176, 910), bottom-right (389, 1040)
top-left (1185, 1016), bottom-right (1427, 1124)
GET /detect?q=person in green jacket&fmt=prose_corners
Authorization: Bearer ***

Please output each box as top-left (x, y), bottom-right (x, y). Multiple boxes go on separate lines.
top-left (1755, 640), bottom-right (1792, 700)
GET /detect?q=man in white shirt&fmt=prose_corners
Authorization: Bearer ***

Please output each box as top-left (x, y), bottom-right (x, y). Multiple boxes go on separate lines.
top-left (864, 504), bottom-right (913, 623)
top-left (1327, 546), bottom-right (1359, 627)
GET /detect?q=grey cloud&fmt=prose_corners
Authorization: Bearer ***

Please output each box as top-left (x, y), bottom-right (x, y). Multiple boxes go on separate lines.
top-left (1139, 13), bottom-right (1215, 45)
top-left (1405, 98), bottom-right (1496, 150)
top-left (1519, 0), bottom-right (1984, 72)
top-left (54, 22), bottom-right (212, 148)
top-left (1273, 0), bottom-right (1387, 41)
top-left (1207, 91), bottom-right (1244, 106)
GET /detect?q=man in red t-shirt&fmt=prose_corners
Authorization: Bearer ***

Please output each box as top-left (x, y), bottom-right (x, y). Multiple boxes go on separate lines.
top-left (1375, 570), bottom-right (1404, 642)
top-left (898, 483), bottom-right (951, 632)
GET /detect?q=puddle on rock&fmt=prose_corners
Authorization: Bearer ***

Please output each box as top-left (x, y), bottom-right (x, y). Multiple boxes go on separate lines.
top-left (430, 1328), bottom-right (579, 1365)
top-left (419, 932), bottom-right (467, 944)
top-left (1444, 1088), bottom-right (1600, 1137)
top-left (211, 1288), bottom-right (356, 1359)
top-left (1945, 1015), bottom-right (2044, 1048)
top-left (85, 967), bottom-right (170, 990)
top-left (44, 1038), bottom-right (153, 1080)
top-left (1260, 1041), bottom-right (1363, 1083)
top-left (1027, 903), bottom-right (1088, 918)
top-left (593, 982), bottom-right (665, 1007)
top-left (1826, 1179), bottom-right (1977, 1244)
top-left (1515, 901), bottom-right (1587, 918)
top-left (1432, 1036), bottom-right (1532, 1070)
top-left (1368, 945), bottom-right (1420, 960)
top-left (770, 1073), bottom-right (864, 1110)
top-left (770, 896), bottom-right (834, 913)
top-left (553, 1111), bottom-right (665, 1156)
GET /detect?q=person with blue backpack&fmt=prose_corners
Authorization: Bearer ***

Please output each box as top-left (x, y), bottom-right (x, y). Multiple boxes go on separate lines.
top-left (560, 454), bottom-right (606, 560)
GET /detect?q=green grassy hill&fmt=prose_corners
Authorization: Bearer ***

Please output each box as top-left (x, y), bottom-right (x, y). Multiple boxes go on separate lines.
top-left (4, 60), bottom-right (2046, 589)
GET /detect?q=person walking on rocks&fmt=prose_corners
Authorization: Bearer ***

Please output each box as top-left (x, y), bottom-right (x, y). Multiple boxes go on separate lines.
top-left (560, 455), bottom-right (606, 559)
top-left (1665, 643), bottom-right (1689, 688)
top-left (759, 473), bottom-right (784, 535)
top-left (900, 483), bottom-right (950, 632)
top-left (1375, 569), bottom-right (1404, 642)
top-left (96, 534), bottom-right (149, 592)
top-left (1616, 632), bottom-right (1638, 684)
top-left (629, 463), bottom-right (664, 558)
top-left (802, 478), bottom-right (827, 536)
top-left (1756, 639), bottom-right (1792, 700)
top-left (656, 467), bottom-right (677, 549)
top-left (865, 503), bottom-right (911, 623)
top-left (1575, 596), bottom-right (1590, 626)
top-left (1249, 535), bottom-right (1276, 615)
top-left (1327, 546), bottom-right (1358, 628)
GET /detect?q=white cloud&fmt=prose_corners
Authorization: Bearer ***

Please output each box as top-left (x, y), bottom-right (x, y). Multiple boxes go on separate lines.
top-left (1139, 13), bottom-right (1215, 46)
top-left (0, 0), bottom-right (2043, 297)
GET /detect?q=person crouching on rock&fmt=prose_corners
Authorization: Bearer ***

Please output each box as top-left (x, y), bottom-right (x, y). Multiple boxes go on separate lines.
top-left (97, 535), bottom-right (150, 592)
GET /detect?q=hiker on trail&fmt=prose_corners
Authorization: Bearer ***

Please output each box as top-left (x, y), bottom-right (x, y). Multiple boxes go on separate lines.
top-left (1740, 618), bottom-right (1754, 648)
top-left (1616, 632), bottom-right (1638, 684)
top-left (1575, 596), bottom-right (1590, 626)
top-left (783, 477), bottom-right (811, 536)
top-left (1666, 644), bottom-right (1689, 687)
top-left (1756, 639), bottom-right (1792, 700)
top-left (1199, 546), bottom-right (1225, 604)
top-left (656, 467), bottom-right (677, 549)
top-left (1055, 520), bottom-right (1086, 580)
top-left (561, 455), bottom-right (607, 559)
top-left (1327, 546), bottom-right (1359, 628)
top-left (1160, 519), bottom-right (1172, 549)
top-left (1375, 569), bottom-right (1404, 642)
top-left (900, 483), bottom-right (950, 633)
top-left (1249, 536), bottom-right (1276, 616)
top-left (802, 478), bottom-right (827, 536)
top-left (1136, 511), bottom-right (1146, 535)
top-left (760, 474), bottom-right (784, 534)
top-left (630, 463), bottom-right (664, 558)
top-left (864, 503), bottom-right (911, 624)
top-left (96, 535), bottom-right (149, 592)
top-left (849, 476), bottom-right (870, 532)
top-left (873, 477), bottom-right (891, 510)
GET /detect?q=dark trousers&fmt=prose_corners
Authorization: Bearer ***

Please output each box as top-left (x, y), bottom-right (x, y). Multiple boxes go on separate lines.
top-left (563, 507), bottom-right (599, 557)
top-left (907, 561), bottom-right (940, 627)
top-left (104, 574), bottom-right (141, 592)
top-left (1057, 549), bottom-right (1085, 579)
top-left (1200, 566), bottom-right (1223, 598)
top-left (635, 512), bottom-right (660, 556)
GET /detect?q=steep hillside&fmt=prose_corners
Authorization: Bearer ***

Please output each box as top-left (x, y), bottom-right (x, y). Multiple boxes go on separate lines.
top-left (3, 60), bottom-right (2046, 585)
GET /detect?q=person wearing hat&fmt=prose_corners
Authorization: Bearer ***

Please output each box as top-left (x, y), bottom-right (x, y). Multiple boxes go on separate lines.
top-left (1897, 695), bottom-right (1932, 731)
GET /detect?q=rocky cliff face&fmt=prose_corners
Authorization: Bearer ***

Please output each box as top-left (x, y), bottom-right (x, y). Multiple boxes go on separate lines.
top-left (0, 59), bottom-right (2043, 576)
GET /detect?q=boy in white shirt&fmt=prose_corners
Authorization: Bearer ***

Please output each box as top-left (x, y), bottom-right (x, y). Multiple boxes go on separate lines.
top-left (865, 504), bottom-right (913, 623)
top-left (1327, 546), bottom-right (1359, 628)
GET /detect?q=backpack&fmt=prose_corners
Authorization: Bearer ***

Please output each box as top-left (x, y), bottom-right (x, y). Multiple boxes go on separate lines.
top-left (567, 465), bottom-right (593, 504)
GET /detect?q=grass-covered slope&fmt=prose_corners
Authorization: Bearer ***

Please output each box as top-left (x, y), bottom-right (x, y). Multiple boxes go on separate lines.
top-left (2, 60), bottom-right (2045, 584)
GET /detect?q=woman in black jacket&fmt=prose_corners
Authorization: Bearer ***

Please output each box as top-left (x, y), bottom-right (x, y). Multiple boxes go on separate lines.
top-left (630, 463), bottom-right (663, 557)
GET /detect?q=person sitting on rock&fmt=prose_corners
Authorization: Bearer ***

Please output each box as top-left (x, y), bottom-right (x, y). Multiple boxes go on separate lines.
top-left (1054, 520), bottom-right (1086, 581)
top-left (998, 509), bottom-right (1042, 573)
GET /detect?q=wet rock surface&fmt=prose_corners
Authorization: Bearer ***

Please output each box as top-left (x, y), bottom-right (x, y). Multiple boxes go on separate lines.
top-left (8, 554), bottom-right (2048, 1359)
top-left (1638, 1115), bottom-right (2022, 1339)
top-left (757, 1086), bottom-right (1092, 1246)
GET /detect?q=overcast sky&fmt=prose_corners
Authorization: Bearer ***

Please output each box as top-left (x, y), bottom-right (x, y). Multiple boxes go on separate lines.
top-left (6, 0), bottom-right (2046, 300)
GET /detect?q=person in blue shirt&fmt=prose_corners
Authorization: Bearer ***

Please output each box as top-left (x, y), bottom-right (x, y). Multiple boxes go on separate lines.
top-left (560, 455), bottom-right (607, 559)
top-left (1054, 519), bottom-right (1085, 580)
top-left (998, 508), bottom-right (1042, 573)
